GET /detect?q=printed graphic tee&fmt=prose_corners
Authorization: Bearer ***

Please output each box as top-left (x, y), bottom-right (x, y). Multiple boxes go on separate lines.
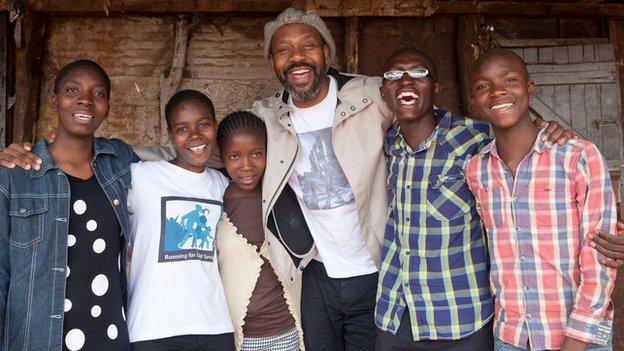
top-left (288, 76), bottom-right (377, 278)
top-left (126, 161), bottom-right (233, 342)
top-left (63, 175), bottom-right (130, 351)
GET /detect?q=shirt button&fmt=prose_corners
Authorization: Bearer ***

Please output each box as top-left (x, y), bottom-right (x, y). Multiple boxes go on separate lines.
top-left (405, 250), bottom-right (410, 256)
top-left (340, 112), bottom-right (346, 116)
top-left (524, 286), bottom-right (529, 291)
top-left (520, 256), bottom-right (526, 262)
top-left (406, 185), bottom-right (411, 189)
top-left (350, 106), bottom-right (356, 111)
top-left (516, 227), bottom-right (522, 232)
top-left (19, 208), bottom-right (27, 213)
top-left (113, 199), bottom-right (120, 206)
top-left (404, 282), bottom-right (409, 288)
top-left (526, 314), bottom-right (532, 320)
top-left (405, 217), bottom-right (410, 221)
top-left (362, 98), bottom-right (368, 103)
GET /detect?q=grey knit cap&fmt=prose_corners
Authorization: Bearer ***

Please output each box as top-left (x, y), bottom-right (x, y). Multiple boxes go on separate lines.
top-left (264, 7), bottom-right (336, 62)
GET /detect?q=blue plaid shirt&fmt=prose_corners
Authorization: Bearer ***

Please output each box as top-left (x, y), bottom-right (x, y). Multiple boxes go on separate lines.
top-left (375, 110), bottom-right (495, 340)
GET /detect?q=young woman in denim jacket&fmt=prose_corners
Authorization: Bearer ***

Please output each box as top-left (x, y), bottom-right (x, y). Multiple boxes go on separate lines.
top-left (0, 60), bottom-right (138, 351)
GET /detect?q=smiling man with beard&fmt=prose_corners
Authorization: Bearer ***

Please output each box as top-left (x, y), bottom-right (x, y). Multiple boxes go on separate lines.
top-left (251, 8), bottom-right (395, 351)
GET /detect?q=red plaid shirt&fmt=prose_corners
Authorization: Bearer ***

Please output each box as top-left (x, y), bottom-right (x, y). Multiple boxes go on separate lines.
top-left (465, 131), bottom-right (616, 350)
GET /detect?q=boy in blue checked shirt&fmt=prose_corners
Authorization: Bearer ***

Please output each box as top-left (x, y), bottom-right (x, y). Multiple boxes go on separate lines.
top-left (373, 48), bottom-right (624, 351)
top-left (466, 48), bottom-right (616, 351)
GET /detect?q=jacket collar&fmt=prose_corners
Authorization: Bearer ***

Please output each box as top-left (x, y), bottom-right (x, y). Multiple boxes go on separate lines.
top-left (30, 138), bottom-right (118, 178)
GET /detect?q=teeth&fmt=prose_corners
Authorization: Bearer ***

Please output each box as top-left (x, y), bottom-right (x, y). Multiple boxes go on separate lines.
top-left (188, 144), bottom-right (207, 152)
top-left (491, 103), bottom-right (514, 111)
top-left (73, 113), bottom-right (93, 120)
top-left (291, 69), bottom-right (310, 75)
top-left (241, 176), bottom-right (254, 180)
top-left (397, 91), bottom-right (418, 105)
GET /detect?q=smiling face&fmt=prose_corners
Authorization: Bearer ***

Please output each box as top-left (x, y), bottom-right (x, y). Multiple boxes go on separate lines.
top-left (380, 50), bottom-right (441, 123)
top-left (167, 99), bottom-right (217, 173)
top-left (469, 49), bottom-right (535, 130)
top-left (221, 129), bottom-right (267, 192)
top-left (52, 67), bottom-right (109, 140)
top-left (269, 23), bottom-right (330, 105)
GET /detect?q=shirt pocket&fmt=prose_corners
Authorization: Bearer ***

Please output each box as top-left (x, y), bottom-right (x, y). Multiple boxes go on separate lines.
top-left (532, 188), bottom-right (579, 229)
top-left (476, 187), bottom-right (506, 229)
top-left (9, 197), bottom-right (47, 248)
top-left (426, 173), bottom-right (474, 221)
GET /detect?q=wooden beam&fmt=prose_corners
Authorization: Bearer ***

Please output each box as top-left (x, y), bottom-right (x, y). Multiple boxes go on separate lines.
top-left (498, 38), bottom-right (610, 48)
top-left (609, 19), bottom-right (624, 163)
top-left (19, 0), bottom-right (299, 14)
top-left (301, 1), bottom-right (624, 18)
top-left (0, 13), bottom-right (7, 148)
top-left (159, 17), bottom-right (189, 143)
top-left (456, 15), bottom-right (484, 117)
top-left (344, 17), bottom-right (358, 74)
top-left (12, 10), bottom-right (46, 144)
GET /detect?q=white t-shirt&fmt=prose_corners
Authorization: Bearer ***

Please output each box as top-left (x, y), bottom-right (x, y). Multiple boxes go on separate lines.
top-left (126, 160), bottom-right (233, 342)
top-left (288, 76), bottom-right (377, 278)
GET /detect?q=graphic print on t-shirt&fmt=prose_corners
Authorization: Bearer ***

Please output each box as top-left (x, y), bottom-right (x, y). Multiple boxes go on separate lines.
top-left (296, 127), bottom-right (354, 210)
top-left (158, 196), bottom-right (222, 263)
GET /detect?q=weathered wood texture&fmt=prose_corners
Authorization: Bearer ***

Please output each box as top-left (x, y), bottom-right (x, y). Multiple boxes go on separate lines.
top-left (344, 17), bottom-right (358, 74)
top-left (0, 13), bottom-right (7, 148)
top-left (13, 10), bottom-right (46, 144)
top-left (21, 0), bottom-right (298, 14)
top-left (510, 44), bottom-right (622, 170)
top-left (34, 15), bottom-right (344, 150)
top-left (357, 16), bottom-right (461, 114)
top-left (300, 1), bottom-right (624, 18)
top-left (457, 15), bottom-right (485, 116)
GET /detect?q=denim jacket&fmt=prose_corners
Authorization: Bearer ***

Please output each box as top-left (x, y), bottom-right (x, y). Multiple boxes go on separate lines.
top-left (0, 138), bottom-right (136, 351)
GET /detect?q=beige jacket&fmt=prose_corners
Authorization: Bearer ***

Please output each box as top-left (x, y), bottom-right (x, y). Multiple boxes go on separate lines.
top-left (217, 214), bottom-right (305, 351)
top-left (250, 68), bottom-right (393, 289)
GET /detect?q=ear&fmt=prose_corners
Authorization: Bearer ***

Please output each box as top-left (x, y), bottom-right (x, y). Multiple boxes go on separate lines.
top-left (51, 94), bottom-right (59, 112)
top-left (527, 80), bottom-right (536, 97)
top-left (167, 127), bottom-right (173, 140)
top-left (433, 82), bottom-right (442, 95)
top-left (323, 44), bottom-right (330, 63)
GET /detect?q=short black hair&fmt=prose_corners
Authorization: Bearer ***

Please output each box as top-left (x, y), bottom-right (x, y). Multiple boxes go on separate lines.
top-left (54, 59), bottom-right (111, 97)
top-left (217, 111), bottom-right (267, 150)
top-left (165, 89), bottom-right (216, 128)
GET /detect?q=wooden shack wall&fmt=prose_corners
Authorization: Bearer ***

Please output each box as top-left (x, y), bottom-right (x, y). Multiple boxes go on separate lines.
top-left (31, 13), bottom-right (624, 348)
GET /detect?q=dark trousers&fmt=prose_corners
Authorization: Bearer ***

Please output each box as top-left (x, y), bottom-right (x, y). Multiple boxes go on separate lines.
top-left (301, 260), bottom-right (378, 351)
top-left (131, 333), bottom-right (235, 351)
top-left (375, 311), bottom-right (494, 351)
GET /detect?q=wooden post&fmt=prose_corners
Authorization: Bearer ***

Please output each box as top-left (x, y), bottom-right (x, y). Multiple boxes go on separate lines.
top-left (345, 17), bottom-right (359, 74)
top-left (456, 15), bottom-right (484, 116)
top-left (0, 13), bottom-right (8, 148)
top-left (159, 17), bottom-right (189, 143)
top-left (12, 10), bottom-right (46, 144)
top-left (609, 20), bottom-right (624, 153)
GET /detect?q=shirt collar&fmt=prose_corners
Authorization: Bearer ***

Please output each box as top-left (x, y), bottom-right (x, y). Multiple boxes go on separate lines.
top-left (479, 127), bottom-right (550, 157)
top-left (30, 138), bottom-right (118, 178)
top-left (389, 109), bottom-right (453, 154)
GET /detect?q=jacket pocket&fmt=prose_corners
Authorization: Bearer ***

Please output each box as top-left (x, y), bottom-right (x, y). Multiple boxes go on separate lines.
top-left (9, 197), bottom-right (47, 247)
top-left (426, 173), bottom-right (474, 221)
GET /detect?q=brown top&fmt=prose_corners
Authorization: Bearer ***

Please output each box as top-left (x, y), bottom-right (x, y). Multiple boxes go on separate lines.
top-left (223, 194), bottom-right (295, 337)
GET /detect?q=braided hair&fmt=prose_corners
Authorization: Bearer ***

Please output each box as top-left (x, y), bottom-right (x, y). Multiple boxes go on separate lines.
top-left (217, 111), bottom-right (267, 150)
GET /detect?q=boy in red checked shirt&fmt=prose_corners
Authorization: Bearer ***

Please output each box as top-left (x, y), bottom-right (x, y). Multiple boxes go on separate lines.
top-left (466, 48), bottom-right (616, 351)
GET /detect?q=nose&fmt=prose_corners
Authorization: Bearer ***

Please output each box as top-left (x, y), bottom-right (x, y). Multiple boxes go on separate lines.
top-left (490, 82), bottom-right (508, 97)
top-left (398, 72), bottom-right (415, 85)
top-left (77, 91), bottom-right (94, 106)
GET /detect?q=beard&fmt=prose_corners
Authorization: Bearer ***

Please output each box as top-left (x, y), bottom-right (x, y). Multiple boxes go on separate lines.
top-left (277, 61), bottom-right (329, 102)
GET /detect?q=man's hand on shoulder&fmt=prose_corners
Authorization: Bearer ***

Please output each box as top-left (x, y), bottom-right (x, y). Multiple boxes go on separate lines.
top-left (0, 142), bottom-right (42, 170)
